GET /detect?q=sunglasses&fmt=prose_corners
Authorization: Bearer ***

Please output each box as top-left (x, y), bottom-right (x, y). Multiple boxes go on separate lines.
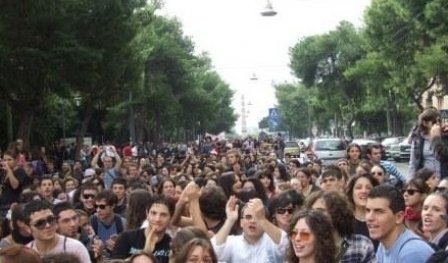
top-left (290, 229), bottom-right (312, 242)
top-left (435, 187), bottom-right (447, 192)
top-left (403, 189), bottom-right (422, 196)
top-left (276, 208), bottom-right (294, 215)
top-left (83, 194), bottom-right (95, 200)
top-left (32, 215), bottom-right (57, 230)
top-left (95, 204), bottom-right (109, 210)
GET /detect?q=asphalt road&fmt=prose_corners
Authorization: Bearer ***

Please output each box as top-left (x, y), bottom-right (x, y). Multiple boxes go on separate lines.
top-left (390, 159), bottom-right (410, 181)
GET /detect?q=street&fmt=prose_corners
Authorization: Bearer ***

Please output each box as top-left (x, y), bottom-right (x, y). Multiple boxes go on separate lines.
top-left (391, 160), bottom-right (410, 181)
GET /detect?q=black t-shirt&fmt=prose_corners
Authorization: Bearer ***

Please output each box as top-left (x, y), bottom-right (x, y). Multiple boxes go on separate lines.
top-left (0, 167), bottom-right (32, 207)
top-left (112, 228), bottom-right (171, 263)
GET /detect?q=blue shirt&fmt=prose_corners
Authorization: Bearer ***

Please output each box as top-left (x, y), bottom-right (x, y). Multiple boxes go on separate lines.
top-left (376, 229), bottom-right (434, 263)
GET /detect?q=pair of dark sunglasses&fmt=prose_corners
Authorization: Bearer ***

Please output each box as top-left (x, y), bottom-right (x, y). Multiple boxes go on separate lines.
top-left (276, 208), bottom-right (294, 215)
top-left (435, 187), bottom-right (447, 192)
top-left (95, 204), bottom-right (109, 210)
top-left (83, 194), bottom-right (95, 200)
top-left (403, 189), bottom-right (422, 196)
top-left (32, 215), bottom-right (57, 230)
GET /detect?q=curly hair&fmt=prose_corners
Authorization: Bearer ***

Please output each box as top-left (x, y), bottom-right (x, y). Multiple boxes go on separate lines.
top-left (305, 191), bottom-right (354, 237)
top-left (288, 209), bottom-right (336, 263)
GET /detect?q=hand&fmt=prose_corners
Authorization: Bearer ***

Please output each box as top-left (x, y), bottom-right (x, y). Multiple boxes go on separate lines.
top-left (92, 237), bottom-right (104, 259)
top-left (225, 196), bottom-right (239, 223)
top-left (247, 198), bottom-right (266, 222)
top-left (184, 181), bottom-right (201, 201)
top-left (431, 124), bottom-right (442, 139)
top-left (144, 225), bottom-right (158, 253)
top-left (105, 234), bottom-right (118, 251)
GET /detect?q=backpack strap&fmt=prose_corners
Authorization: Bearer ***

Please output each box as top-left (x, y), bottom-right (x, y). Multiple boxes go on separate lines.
top-left (114, 215), bottom-right (124, 233)
top-left (63, 236), bottom-right (67, 252)
top-left (398, 237), bottom-right (425, 254)
top-left (91, 215), bottom-right (99, 235)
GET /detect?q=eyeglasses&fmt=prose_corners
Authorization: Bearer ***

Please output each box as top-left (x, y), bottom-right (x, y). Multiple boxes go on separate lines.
top-left (241, 214), bottom-right (254, 221)
top-left (435, 187), bottom-right (447, 192)
top-left (403, 189), bottom-right (422, 196)
top-left (32, 215), bottom-right (57, 230)
top-left (83, 194), bottom-right (95, 200)
top-left (276, 208), bottom-right (294, 215)
top-left (95, 204), bottom-right (109, 210)
top-left (290, 229), bottom-right (312, 241)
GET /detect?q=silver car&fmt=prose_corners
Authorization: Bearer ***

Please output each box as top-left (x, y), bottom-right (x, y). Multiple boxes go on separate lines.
top-left (311, 138), bottom-right (347, 165)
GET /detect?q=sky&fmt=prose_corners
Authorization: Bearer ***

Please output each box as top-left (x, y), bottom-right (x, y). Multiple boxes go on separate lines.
top-left (160, 0), bottom-right (372, 134)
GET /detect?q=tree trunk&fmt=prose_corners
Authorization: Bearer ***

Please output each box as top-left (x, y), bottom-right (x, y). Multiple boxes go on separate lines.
top-left (75, 106), bottom-right (93, 161)
top-left (16, 111), bottom-right (34, 149)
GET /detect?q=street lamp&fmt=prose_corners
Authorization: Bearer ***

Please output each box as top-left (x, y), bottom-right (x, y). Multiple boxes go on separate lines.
top-left (261, 0), bottom-right (277, 16)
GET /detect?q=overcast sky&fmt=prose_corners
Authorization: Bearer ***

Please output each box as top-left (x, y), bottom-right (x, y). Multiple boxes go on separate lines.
top-left (160, 0), bottom-right (372, 134)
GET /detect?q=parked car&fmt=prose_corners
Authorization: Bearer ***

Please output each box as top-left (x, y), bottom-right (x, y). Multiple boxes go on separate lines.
top-left (311, 138), bottom-right (347, 165)
top-left (381, 137), bottom-right (405, 160)
top-left (389, 138), bottom-right (411, 162)
top-left (284, 141), bottom-right (301, 158)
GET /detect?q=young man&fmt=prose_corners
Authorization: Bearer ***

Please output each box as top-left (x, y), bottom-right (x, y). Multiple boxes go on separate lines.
top-left (40, 176), bottom-right (56, 204)
top-left (24, 200), bottom-right (91, 262)
top-left (91, 147), bottom-right (121, 189)
top-left (320, 164), bottom-right (344, 192)
top-left (76, 183), bottom-right (98, 216)
top-left (367, 144), bottom-right (405, 187)
top-left (90, 190), bottom-right (126, 257)
top-left (211, 197), bottom-right (289, 262)
top-left (112, 195), bottom-right (174, 263)
top-left (111, 178), bottom-right (127, 217)
top-left (366, 184), bottom-right (434, 262)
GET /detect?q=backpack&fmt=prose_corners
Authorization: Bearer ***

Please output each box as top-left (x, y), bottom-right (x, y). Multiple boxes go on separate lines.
top-left (91, 214), bottom-right (124, 235)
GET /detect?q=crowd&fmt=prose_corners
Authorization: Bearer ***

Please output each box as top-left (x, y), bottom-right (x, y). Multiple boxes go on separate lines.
top-left (1, 109), bottom-right (448, 263)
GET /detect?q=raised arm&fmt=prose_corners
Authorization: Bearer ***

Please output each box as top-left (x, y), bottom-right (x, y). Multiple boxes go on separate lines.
top-left (249, 198), bottom-right (283, 244)
top-left (212, 196), bottom-right (239, 245)
top-left (91, 147), bottom-right (101, 168)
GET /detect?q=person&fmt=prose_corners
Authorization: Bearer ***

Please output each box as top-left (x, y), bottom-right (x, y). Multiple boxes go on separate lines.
top-left (370, 164), bottom-right (388, 185)
top-left (111, 178), bottom-right (128, 217)
top-left (347, 143), bottom-right (362, 176)
top-left (306, 191), bottom-right (376, 263)
top-left (126, 189), bottom-right (153, 230)
top-left (345, 174), bottom-right (379, 248)
top-left (365, 184), bottom-right (434, 262)
top-left (409, 108), bottom-right (441, 180)
top-left (112, 195), bottom-right (173, 263)
top-left (421, 190), bottom-right (448, 250)
top-left (175, 238), bottom-right (217, 263)
top-left (52, 202), bottom-right (91, 248)
top-left (0, 204), bottom-right (34, 248)
top-left (288, 209), bottom-right (337, 263)
top-left (75, 183), bottom-right (98, 216)
top-left (24, 200), bottom-right (91, 262)
top-left (0, 150), bottom-right (33, 217)
top-left (210, 196), bottom-right (289, 263)
top-left (296, 168), bottom-right (320, 198)
top-left (403, 178), bottom-right (430, 236)
top-left (91, 147), bottom-right (122, 189)
top-left (268, 191), bottom-right (301, 232)
top-left (367, 144), bottom-right (405, 188)
top-left (90, 190), bottom-right (127, 258)
top-left (128, 251), bottom-right (158, 263)
top-left (169, 226), bottom-right (209, 262)
top-left (430, 121), bottom-right (448, 179)
top-left (42, 252), bottom-right (81, 263)
top-left (40, 176), bottom-right (56, 204)
top-left (257, 168), bottom-right (276, 199)
top-left (320, 165), bottom-right (344, 192)
top-left (414, 167), bottom-right (439, 192)
top-left (0, 244), bottom-right (42, 263)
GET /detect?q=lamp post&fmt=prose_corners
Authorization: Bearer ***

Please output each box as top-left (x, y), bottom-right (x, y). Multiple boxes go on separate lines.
top-left (261, 0), bottom-right (277, 16)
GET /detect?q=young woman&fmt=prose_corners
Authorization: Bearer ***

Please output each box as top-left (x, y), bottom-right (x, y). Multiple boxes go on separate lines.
top-left (288, 209), bottom-right (336, 263)
top-left (345, 174), bottom-right (379, 248)
top-left (421, 190), bottom-right (448, 250)
top-left (415, 167), bottom-right (439, 192)
top-left (370, 164), bottom-right (388, 185)
top-left (157, 178), bottom-right (177, 199)
top-left (268, 192), bottom-right (297, 232)
top-left (296, 168), bottom-right (319, 198)
top-left (347, 143), bottom-right (362, 176)
top-left (403, 178), bottom-right (430, 236)
top-left (174, 238), bottom-right (217, 263)
top-left (257, 169), bottom-right (276, 199)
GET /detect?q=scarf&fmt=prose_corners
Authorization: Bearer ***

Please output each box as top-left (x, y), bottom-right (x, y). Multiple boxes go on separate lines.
top-left (404, 206), bottom-right (421, 221)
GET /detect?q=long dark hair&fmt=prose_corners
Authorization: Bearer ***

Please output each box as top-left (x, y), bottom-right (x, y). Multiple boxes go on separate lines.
top-left (288, 209), bottom-right (337, 263)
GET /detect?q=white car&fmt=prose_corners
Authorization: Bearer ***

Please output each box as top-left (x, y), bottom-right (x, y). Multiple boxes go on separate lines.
top-left (311, 138), bottom-right (347, 165)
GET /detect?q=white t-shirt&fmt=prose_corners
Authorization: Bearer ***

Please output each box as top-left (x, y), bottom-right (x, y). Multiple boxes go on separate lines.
top-left (211, 231), bottom-right (289, 263)
top-left (27, 234), bottom-right (91, 263)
